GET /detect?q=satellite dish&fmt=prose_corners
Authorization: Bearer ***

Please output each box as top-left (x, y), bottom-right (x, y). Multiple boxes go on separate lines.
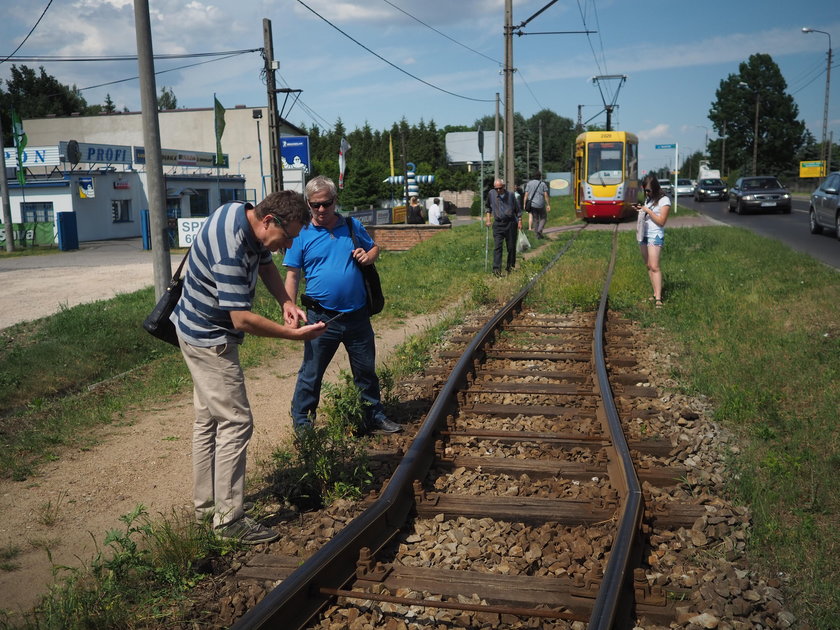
top-left (67, 140), bottom-right (81, 165)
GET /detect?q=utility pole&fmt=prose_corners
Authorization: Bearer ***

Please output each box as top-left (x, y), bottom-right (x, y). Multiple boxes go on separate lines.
top-left (538, 119), bottom-right (543, 176)
top-left (503, 0), bottom-right (515, 186)
top-left (263, 18), bottom-right (283, 192)
top-left (494, 93), bottom-right (500, 181)
top-left (134, 0), bottom-right (171, 297)
top-left (0, 115), bottom-right (14, 251)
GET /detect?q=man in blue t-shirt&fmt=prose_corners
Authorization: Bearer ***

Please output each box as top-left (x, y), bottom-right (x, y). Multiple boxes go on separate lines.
top-left (284, 175), bottom-right (402, 434)
top-left (172, 191), bottom-right (325, 545)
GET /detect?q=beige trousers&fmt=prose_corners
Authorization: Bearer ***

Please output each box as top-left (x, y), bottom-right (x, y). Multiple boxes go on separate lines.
top-left (179, 340), bottom-right (253, 529)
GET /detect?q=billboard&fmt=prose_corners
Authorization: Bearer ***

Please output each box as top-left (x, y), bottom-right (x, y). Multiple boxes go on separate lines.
top-left (444, 131), bottom-right (501, 164)
top-left (281, 136), bottom-right (310, 172)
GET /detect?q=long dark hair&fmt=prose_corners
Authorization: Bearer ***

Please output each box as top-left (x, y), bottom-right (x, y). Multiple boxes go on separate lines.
top-left (642, 175), bottom-right (663, 203)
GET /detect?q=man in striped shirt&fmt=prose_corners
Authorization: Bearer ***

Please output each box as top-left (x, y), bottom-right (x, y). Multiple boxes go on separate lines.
top-left (172, 190), bottom-right (326, 544)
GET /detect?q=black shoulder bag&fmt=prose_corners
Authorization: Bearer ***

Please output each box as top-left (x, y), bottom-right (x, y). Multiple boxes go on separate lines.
top-left (142, 248), bottom-right (190, 348)
top-left (346, 218), bottom-right (384, 315)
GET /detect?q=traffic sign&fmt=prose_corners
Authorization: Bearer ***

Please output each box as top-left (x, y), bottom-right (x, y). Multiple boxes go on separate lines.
top-left (655, 143), bottom-right (676, 149)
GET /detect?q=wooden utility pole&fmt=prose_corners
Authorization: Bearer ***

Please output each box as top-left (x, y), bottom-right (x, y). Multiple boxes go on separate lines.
top-left (263, 18), bottom-right (283, 192)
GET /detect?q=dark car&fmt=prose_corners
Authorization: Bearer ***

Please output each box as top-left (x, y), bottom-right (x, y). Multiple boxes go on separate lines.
top-left (808, 171), bottom-right (840, 239)
top-left (694, 178), bottom-right (728, 201)
top-left (727, 176), bottom-right (791, 214)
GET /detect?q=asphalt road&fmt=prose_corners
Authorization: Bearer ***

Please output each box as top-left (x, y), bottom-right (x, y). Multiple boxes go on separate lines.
top-left (676, 194), bottom-right (840, 270)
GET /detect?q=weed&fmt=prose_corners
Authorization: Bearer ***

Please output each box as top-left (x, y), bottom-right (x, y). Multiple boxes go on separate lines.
top-left (268, 372), bottom-right (371, 511)
top-left (36, 490), bottom-right (67, 526)
top-left (0, 544), bottom-right (21, 572)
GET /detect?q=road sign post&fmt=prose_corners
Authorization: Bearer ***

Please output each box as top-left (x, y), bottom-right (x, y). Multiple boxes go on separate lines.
top-left (655, 143), bottom-right (679, 213)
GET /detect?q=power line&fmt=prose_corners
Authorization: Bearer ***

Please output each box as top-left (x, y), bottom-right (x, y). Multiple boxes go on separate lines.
top-left (75, 52), bottom-right (251, 94)
top-left (380, 0), bottom-right (501, 65)
top-left (0, 0), bottom-right (54, 65)
top-left (297, 0), bottom-right (494, 103)
top-left (2, 49), bottom-right (262, 63)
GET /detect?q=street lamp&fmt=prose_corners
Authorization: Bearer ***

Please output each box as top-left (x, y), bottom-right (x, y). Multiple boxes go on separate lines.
top-left (238, 154), bottom-right (251, 175)
top-left (802, 27), bottom-right (833, 177)
top-left (739, 82), bottom-right (759, 175)
top-left (696, 125), bottom-right (709, 155)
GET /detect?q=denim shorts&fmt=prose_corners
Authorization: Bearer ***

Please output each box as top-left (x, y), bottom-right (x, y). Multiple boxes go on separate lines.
top-left (640, 234), bottom-right (664, 247)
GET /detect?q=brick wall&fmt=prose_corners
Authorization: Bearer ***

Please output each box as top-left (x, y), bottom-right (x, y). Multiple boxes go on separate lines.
top-left (367, 224), bottom-right (451, 251)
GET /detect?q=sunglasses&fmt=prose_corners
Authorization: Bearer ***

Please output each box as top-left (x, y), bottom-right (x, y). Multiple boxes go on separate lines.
top-left (494, 186), bottom-right (505, 190)
top-left (643, 189), bottom-right (652, 193)
top-left (308, 199), bottom-right (334, 210)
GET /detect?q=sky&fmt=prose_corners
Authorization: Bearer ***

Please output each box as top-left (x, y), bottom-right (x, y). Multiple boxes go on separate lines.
top-left (0, 0), bottom-right (837, 177)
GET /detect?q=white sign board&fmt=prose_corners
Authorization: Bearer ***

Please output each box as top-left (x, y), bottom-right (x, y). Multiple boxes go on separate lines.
top-left (4, 146), bottom-right (61, 168)
top-left (177, 217), bottom-right (208, 248)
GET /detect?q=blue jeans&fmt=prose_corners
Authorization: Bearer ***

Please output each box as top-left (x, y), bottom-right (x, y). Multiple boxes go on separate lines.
top-left (290, 307), bottom-right (385, 428)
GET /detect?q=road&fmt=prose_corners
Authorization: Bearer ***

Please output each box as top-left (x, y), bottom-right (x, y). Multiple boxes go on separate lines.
top-left (675, 194), bottom-right (840, 270)
top-left (0, 239), bottom-right (182, 330)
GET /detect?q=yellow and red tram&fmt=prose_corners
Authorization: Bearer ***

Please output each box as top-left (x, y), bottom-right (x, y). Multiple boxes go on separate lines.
top-left (573, 130), bottom-right (639, 220)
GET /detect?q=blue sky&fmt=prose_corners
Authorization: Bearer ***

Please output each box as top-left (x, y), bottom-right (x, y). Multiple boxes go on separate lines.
top-left (1, 0), bottom-right (837, 177)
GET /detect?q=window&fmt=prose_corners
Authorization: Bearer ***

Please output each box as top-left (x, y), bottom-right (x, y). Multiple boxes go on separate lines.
top-left (190, 189), bottom-right (211, 217)
top-left (112, 199), bottom-right (132, 223)
top-left (21, 202), bottom-right (54, 222)
top-left (587, 142), bottom-right (624, 185)
top-left (220, 188), bottom-right (247, 204)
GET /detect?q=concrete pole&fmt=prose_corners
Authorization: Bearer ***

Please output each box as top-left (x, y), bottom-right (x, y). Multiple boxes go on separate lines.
top-left (264, 18), bottom-right (283, 192)
top-left (0, 115), bottom-right (15, 251)
top-left (494, 93), bottom-right (500, 181)
top-left (134, 0), bottom-right (171, 297)
top-left (503, 0), bottom-right (515, 186)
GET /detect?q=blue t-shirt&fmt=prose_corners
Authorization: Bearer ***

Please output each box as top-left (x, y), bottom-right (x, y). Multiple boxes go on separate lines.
top-left (283, 216), bottom-right (375, 313)
top-left (172, 202), bottom-right (271, 346)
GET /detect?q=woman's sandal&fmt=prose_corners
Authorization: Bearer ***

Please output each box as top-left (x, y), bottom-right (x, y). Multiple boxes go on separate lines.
top-left (654, 299), bottom-right (663, 309)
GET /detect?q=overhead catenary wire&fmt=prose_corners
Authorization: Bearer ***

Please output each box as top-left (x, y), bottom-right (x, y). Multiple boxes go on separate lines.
top-left (0, 0), bottom-right (54, 65)
top-left (296, 0), bottom-right (494, 103)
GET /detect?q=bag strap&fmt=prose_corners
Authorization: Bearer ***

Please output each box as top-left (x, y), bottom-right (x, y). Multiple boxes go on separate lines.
top-left (172, 247), bottom-right (191, 282)
top-left (345, 216), bottom-right (359, 249)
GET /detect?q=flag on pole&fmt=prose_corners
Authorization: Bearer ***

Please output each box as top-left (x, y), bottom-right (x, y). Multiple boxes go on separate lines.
top-left (338, 137), bottom-right (351, 189)
top-left (389, 133), bottom-right (395, 177)
top-left (11, 109), bottom-right (27, 187)
top-left (214, 95), bottom-right (226, 167)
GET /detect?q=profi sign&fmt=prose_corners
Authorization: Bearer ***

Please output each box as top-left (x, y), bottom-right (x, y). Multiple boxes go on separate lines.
top-left (4, 146), bottom-right (61, 168)
top-left (58, 141), bottom-right (132, 165)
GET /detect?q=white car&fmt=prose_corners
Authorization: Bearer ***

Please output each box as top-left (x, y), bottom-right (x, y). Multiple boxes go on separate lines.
top-left (675, 179), bottom-right (694, 196)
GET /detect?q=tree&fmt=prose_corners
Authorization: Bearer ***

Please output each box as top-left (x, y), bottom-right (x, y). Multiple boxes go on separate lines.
top-left (707, 54), bottom-right (805, 177)
top-left (104, 94), bottom-right (116, 113)
top-left (157, 86), bottom-right (177, 111)
top-left (0, 64), bottom-right (91, 145)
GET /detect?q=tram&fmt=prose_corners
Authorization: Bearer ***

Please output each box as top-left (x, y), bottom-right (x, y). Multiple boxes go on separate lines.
top-left (573, 130), bottom-right (639, 220)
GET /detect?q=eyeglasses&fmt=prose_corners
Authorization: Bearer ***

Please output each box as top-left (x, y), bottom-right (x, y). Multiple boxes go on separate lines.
top-left (308, 199), bottom-right (334, 210)
top-left (494, 186), bottom-right (504, 190)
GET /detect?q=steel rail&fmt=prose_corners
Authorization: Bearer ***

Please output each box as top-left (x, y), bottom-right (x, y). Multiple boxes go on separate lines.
top-left (587, 227), bottom-right (644, 629)
top-left (232, 229), bottom-right (585, 630)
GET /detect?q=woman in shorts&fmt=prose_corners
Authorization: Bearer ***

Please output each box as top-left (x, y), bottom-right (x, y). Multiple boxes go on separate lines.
top-left (636, 175), bottom-right (671, 308)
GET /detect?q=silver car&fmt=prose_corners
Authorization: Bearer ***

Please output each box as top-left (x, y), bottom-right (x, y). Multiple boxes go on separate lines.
top-left (809, 171), bottom-right (840, 239)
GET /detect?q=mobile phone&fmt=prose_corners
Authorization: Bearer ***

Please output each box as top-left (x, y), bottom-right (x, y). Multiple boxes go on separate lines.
top-left (323, 312), bottom-right (343, 325)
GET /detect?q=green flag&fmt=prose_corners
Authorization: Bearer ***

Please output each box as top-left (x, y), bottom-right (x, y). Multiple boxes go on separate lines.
top-left (214, 95), bottom-right (226, 167)
top-left (11, 109), bottom-right (27, 187)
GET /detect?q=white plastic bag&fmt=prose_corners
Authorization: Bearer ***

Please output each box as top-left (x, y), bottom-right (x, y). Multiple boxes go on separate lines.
top-left (516, 229), bottom-right (531, 253)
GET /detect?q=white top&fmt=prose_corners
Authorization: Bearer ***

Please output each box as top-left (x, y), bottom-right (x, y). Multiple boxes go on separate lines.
top-left (428, 203), bottom-right (443, 225)
top-left (644, 195), bottom-right (670, 240)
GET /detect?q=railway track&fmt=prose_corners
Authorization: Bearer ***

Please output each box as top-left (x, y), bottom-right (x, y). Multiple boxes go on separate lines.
top-left (197, 228), bottom-right (790, 630)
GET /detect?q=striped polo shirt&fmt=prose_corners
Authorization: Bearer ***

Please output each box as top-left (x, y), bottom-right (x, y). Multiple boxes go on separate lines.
top-left (171, 202), bottom-right (271, 346)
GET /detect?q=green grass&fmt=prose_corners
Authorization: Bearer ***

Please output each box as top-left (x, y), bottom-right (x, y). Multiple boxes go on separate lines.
top-left (0, 198), bottom-right (837, 626)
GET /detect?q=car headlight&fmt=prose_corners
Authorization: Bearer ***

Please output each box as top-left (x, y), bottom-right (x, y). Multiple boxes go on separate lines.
top-left (743, 195), bottom-right (755, 201)
top-left (782, 193), bottom-right (790, 199)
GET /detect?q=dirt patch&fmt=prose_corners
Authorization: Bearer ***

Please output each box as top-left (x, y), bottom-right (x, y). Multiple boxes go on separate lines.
top-left (0, 313), bottom-right (439, 616)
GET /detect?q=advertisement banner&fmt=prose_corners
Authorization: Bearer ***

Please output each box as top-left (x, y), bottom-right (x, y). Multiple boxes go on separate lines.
top-left (280, 136), bottom-right (310, 172)
top-left (0, 222), bottom-right (56, 247)
top-left (134, 146), bottom-right (228, 169)
top-left (4, 146), bottom-right (62, 169)
top-left (79, 177), bottom-right (95, 198)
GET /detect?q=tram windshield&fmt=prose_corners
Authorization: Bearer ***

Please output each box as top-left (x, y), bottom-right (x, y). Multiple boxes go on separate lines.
top-left (587, 142), bottom-right (624, 185)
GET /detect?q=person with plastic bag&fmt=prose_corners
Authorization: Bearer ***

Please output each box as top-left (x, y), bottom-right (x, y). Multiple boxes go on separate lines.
top-left (484, 178), bottom-right (522, 276)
